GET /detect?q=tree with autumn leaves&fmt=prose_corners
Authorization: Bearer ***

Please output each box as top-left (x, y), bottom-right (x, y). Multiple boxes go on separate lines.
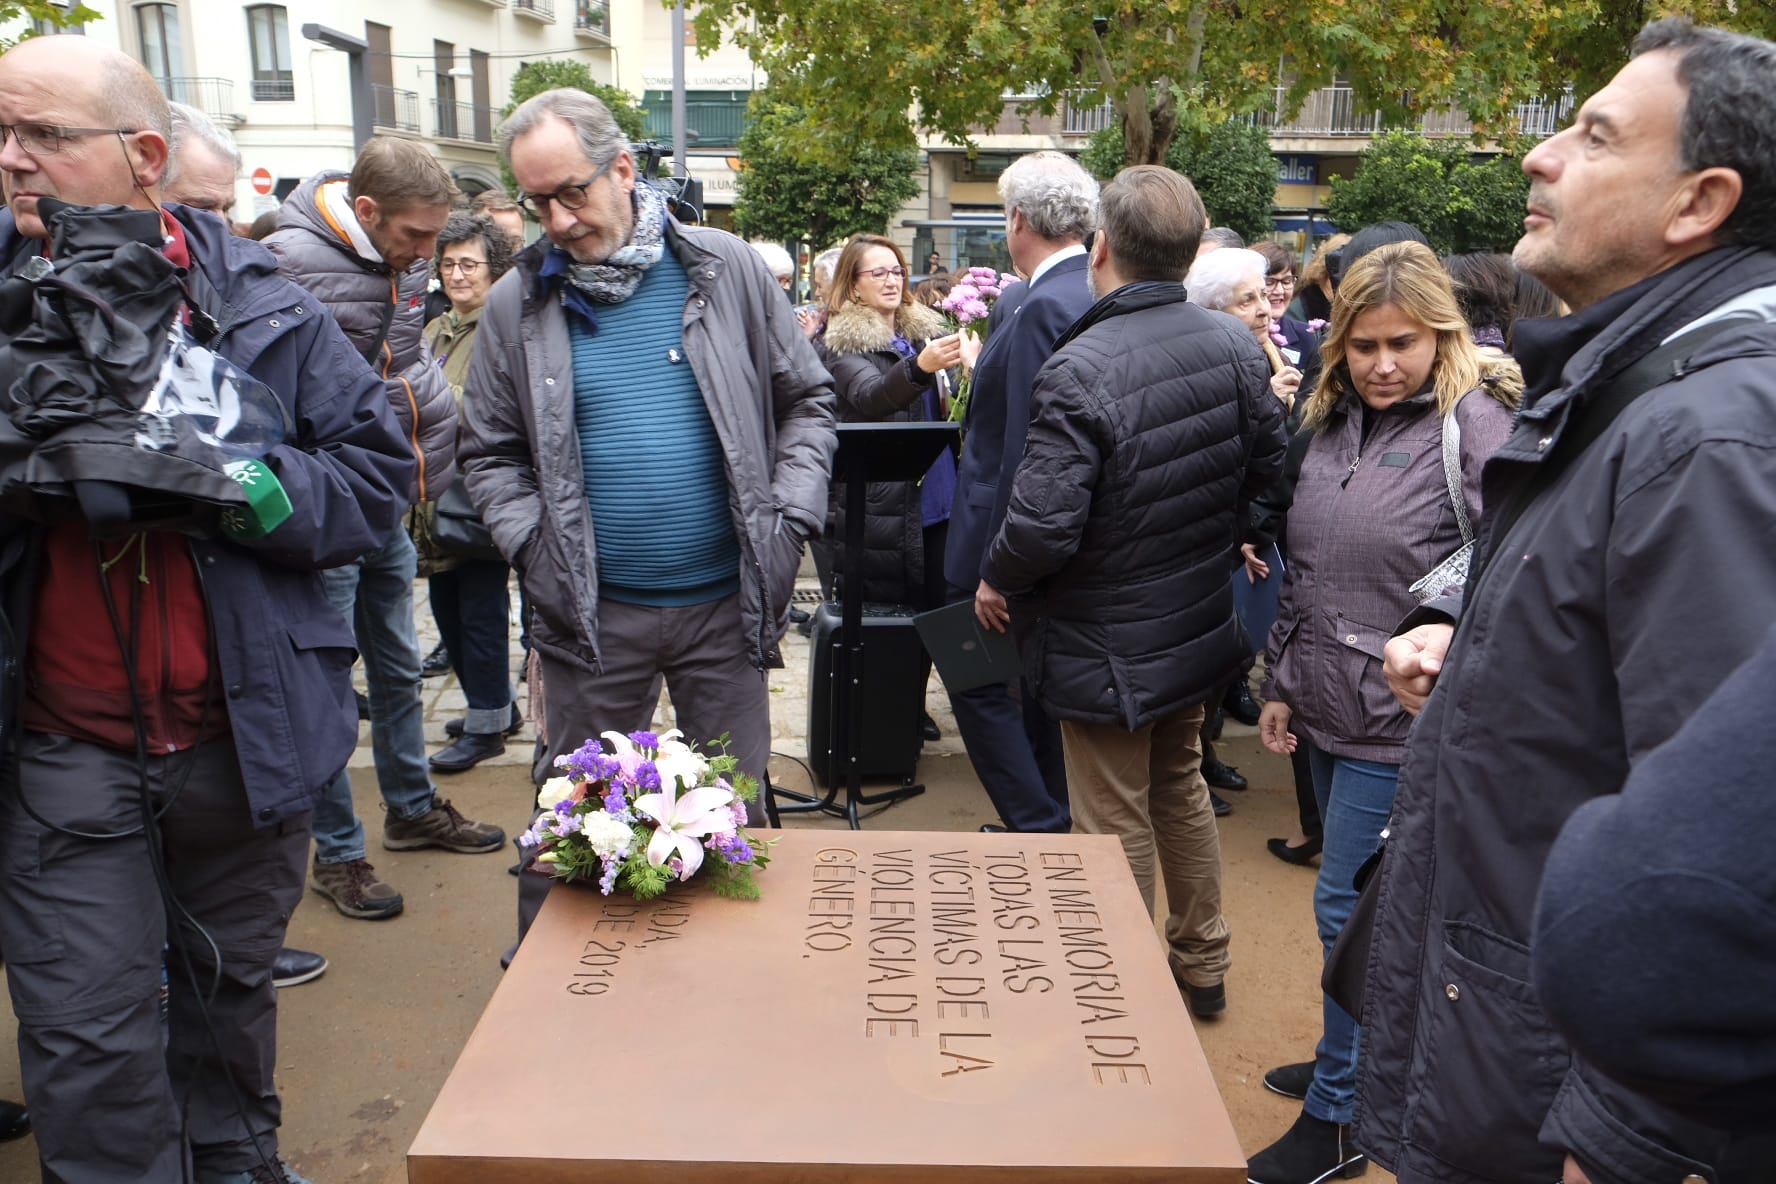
top-left (686, 0), bottom-right (1775, 169)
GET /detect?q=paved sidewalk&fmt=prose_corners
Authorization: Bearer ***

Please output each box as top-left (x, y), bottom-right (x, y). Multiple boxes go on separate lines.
top-left (390, 567), bottom-right (968, 776)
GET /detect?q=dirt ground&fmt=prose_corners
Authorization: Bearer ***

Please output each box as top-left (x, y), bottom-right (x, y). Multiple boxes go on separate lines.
top-left (0, 574), bottom-right (1394, 1182)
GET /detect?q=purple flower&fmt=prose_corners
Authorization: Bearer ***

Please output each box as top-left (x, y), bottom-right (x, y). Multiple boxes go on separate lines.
top-left (603, 788), bottom-right (629, 814)
top-left (1269, 327), bottom-right (1288, 347)
top-left (668, 856), bottom-right (686, 878)
top-left (727, 839), bottom-right (754, 864)
top-left (628, 730), bottom-right (660, 751)
top-left (633, 760), bottom-right (662, 791)
top-left (598, 855), bottom-right (621, 895)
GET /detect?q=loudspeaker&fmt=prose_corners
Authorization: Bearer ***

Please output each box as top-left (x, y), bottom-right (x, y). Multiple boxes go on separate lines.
top-left (806, 601), bottom-right (924, 785)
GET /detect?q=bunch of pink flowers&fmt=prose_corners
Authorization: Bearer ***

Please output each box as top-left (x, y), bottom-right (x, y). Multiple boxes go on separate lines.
top-left (941, 266), bottom-right (1020, 329)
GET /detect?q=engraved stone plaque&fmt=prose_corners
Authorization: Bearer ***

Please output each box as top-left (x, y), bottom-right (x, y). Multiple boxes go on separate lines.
top-left (409, 830), bottom-right (1245, 1183)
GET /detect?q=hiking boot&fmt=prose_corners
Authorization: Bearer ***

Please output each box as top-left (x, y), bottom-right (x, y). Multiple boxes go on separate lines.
top-left (1246, 1110), bottom-right (1367, 1183)
top-left (310, 858), bottom-right (404, 920)
top-left (195, 1156), bottom-right (314, 1184)
top-left (382, 797), bottom-right (506, 854)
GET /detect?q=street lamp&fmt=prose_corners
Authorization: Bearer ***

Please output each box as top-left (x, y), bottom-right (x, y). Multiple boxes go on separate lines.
top-left (301, 23), bottom-right (371, 151)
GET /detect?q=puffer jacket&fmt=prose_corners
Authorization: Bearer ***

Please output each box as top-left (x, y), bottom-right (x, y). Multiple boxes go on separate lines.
top-left (1354, 246), bottom-right (1776, 1184)
top-left (0, 206), bottom-right (414, 825)
top-left (264, 172), bottom-right (456, 503)
top-left (1263, 378), bottom-right (1516, 762)
top-left (815, 299), bottom-right (949, 604)
top-left (984, 281), bottom-right (1287, 728)
top-left (457, 220), bottom-right (836, 674)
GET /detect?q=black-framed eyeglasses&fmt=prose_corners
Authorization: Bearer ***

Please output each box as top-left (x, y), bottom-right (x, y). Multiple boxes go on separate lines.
top-left (438, 258), bottom-right (488, 276)
top-left (1264, 274), bottom-right (1296, 290)
top-left (517, 154), bottom-right (617, 218)
top-left (0, 123), bottom-right (138, 157)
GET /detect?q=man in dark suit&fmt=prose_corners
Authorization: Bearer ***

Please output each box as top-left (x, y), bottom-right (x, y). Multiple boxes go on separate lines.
top-left (945, 151), bottom-right (1099, 834)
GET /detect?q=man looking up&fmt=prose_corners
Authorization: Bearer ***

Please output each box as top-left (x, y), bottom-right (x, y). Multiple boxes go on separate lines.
top-left (458, 88), bottom-right (835, 940)
top-left (267, 137), bottom-right (506, 923)
top-left (0, 35), bottom-right (412, 1183)
top-left (948, 150), bottom-right (1097, 835)
top-left (1361, 19), bottom-right (1776, 1184)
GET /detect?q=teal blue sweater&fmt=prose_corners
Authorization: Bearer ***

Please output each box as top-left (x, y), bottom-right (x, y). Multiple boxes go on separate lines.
top-left (569, 252), bottom-right (739, 606)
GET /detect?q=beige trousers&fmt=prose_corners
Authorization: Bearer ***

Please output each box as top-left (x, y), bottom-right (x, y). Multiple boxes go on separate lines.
top-left (1061, 703), bottom-right (1231, 988)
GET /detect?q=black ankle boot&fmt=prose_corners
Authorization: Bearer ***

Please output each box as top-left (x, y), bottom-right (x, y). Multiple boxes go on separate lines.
top-left (1246, 1110), bottom-right (1366, 1184)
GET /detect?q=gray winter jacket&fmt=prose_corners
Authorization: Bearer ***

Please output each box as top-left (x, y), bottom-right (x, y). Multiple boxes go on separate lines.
top-left (264, 172), bottom-right (457, 502)
top-left (1354, 246), bottom-right (1776, 1184)
top-left (1263, 380), bottom-right (1515, 762)
top-left (984, 281), bottom-right (1287, 728)
top-left (456, 221), bottom-right (836, 674)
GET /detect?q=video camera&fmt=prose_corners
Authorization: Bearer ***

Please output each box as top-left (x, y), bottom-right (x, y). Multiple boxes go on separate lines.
top-left (632, 140), bottom-right (704, 226)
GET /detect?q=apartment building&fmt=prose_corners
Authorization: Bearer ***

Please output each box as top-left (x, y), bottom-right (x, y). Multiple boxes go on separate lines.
top-left (42, 0), bottom-right (621, 218)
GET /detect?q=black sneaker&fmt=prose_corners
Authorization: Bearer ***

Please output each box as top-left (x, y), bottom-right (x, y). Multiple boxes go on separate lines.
top-left (1204, 759), bottom-right (1248, 790)
top-left (1264, 1061), bottom-right (1316, 1101)
top-left (1246, 1110), bottom-right (1367, 1183)
top-left (428, 731), bottom-right (506, 773)
top-left (1211, 791), bottom-right (1233, 817)
top-left (1186, 980), bottom-right (1226, 1019)
top-left (271, 947), bottom-right (328, 989)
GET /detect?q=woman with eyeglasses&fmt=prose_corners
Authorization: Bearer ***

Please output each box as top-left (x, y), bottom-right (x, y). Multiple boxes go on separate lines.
top-left (1254, 241), bottom-right (1324, 394)
top-left (414, 213), bottom-right (522, 773)
top-left (815, 234), bottom-right (964, 739)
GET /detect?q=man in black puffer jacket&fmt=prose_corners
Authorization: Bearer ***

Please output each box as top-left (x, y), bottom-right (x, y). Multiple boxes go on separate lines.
top-left (983, 166), bottom-right (1286, 1018)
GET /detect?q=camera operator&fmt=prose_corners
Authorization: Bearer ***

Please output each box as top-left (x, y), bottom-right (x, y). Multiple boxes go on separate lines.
top-left (0, 36), bottom-right (412, 1184)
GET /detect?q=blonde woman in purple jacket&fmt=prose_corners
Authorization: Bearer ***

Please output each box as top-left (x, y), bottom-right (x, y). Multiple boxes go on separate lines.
top-left (1248, 240), bottom-right (1522, 1184)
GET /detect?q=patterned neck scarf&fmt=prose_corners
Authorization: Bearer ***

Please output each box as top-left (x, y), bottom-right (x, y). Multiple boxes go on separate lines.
top-left (563, 182), bottom-right (669, 305)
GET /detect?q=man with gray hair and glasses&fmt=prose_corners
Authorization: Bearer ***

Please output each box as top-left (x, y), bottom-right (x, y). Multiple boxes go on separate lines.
top-left (946, 149), bottom-right (1098, 836)
top-left (458, 88), bottom-right (836, 942)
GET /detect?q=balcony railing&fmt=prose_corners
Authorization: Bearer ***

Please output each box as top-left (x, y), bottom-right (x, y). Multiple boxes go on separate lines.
top-left (574, 0), bottom-right (609, 38)
top-left (1259, 85), bottom-right (1574, 139)
top-left (158, 76), bottom-right (239, 124)
top-left (1061, 93), bottom-right (1116, 135)
top-left (514, 0), bottom-right (555, 21)
top-left (642, 100), bottom-right (747, 147)
top-left (1058, 85), bottom-right (1572, 142)
top-left (372, 85), bottom-right (420, 133)
top-left (251, 76), bottom-right (294, 102)
top-left (433, 99), bottom-right (494, 144)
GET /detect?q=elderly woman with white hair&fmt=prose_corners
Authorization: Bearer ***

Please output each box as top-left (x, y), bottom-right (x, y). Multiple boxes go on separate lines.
top-left (1181, 245), bottom-right (1304, 810)
top-left (1187, 247), bottom-right (1303, 410)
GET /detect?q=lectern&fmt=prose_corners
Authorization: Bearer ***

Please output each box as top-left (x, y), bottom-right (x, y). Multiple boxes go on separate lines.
top-left (770, 421), bottom-right (958, 829)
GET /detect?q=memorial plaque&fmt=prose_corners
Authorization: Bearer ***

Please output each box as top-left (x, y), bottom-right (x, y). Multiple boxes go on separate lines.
top-left (410, 830), bottom-right (1246, 1183)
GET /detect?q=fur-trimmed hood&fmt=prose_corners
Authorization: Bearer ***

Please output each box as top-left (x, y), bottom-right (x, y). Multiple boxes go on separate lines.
top-left (821, 299), bottom-right (948, 356)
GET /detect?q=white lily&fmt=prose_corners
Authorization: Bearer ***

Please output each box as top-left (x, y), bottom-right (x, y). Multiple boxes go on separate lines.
top-left (633, 781), bottom-right (736, 880)
top-left (536, 775), bottom-right (577, 811)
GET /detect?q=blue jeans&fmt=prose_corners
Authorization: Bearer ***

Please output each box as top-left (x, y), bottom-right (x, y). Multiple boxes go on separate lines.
top-left (1305, 748), bottom-right (1400, 1125)
top-left (428, 560), bottom-right (514, 734)
top-left (312, 529), bottom-right (437, 864)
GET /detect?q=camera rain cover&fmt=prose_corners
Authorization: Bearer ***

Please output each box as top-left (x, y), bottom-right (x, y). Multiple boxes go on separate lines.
top-left (138, 324), bottom-right (290, 458)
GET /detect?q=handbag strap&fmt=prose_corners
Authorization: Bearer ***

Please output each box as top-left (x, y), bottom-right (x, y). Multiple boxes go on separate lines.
top-left (1439, 400), bottom-right (1473, 545)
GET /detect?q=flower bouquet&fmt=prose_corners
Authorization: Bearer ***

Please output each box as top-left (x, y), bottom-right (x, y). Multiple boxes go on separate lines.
top-left (939, 266), bottom-right (1020, 425)
top-left (519, 729), bottom-right (771, 901)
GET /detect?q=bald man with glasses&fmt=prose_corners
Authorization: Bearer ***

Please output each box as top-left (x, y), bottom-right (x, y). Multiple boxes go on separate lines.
top-left (0, 35), bottom-right (412, 1184)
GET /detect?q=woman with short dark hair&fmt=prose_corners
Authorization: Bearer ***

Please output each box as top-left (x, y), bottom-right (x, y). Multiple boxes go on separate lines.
top-left (420, 214), bottom-right (520, 773)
